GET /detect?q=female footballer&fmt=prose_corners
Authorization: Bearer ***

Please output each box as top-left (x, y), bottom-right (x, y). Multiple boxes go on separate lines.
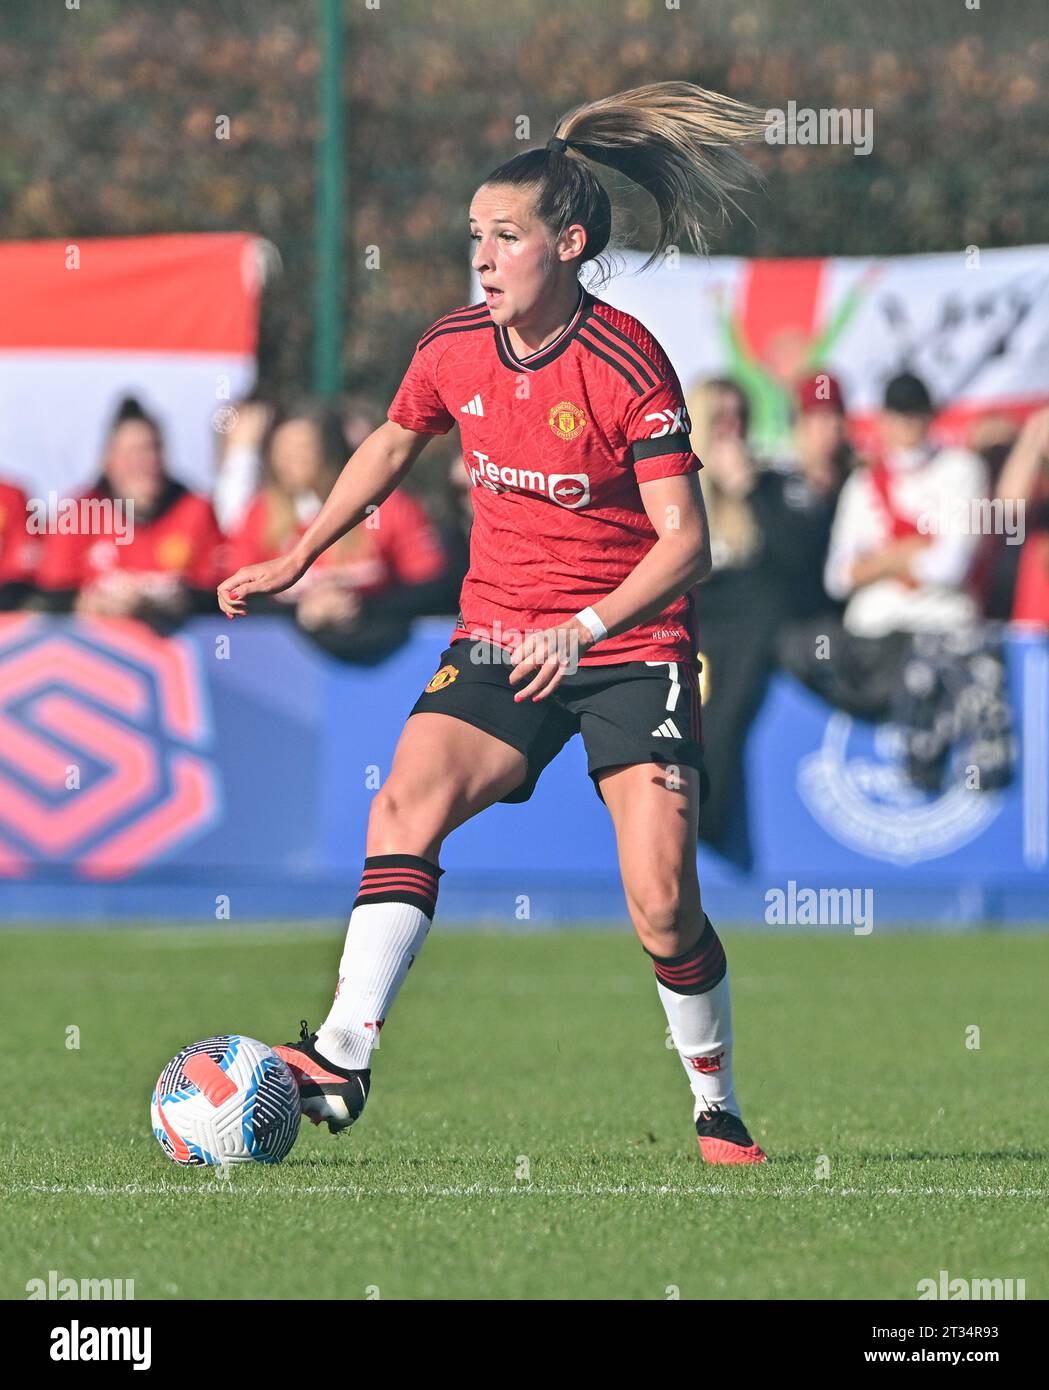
top-left (218, 81), bottom-right (768, 1163)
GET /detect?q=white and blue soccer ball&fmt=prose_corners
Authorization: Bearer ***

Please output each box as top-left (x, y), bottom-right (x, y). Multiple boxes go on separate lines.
top-left (151, 1035), bottom-right (301, 1165)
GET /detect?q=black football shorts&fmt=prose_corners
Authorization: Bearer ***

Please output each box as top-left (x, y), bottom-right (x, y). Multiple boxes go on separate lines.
top-left (408, 638), bottom-right (709, 805)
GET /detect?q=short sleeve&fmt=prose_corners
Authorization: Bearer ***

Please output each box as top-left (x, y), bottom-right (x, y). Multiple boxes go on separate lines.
top-left (621, 366), bottom-right (702, 484)
top-left (387, 336), bottom-right (456, 436)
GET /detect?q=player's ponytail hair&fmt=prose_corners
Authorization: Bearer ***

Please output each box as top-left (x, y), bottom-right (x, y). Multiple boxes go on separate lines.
top-left (482, 81), bottom-right (765, 284)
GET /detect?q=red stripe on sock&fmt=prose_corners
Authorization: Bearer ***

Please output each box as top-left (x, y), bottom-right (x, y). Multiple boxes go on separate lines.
top-left (657, 943), bottom-right (723, 979)
top-left (357, 882), bottom-right (437, 902)
top-left (656, 967), bottom-right (702, 986)
top-left (359, 869), bottom-right (438, 887)
top-left (359, 867), bottom-right (438, 886)
top-left (653, 933), bottom-right (725, 988)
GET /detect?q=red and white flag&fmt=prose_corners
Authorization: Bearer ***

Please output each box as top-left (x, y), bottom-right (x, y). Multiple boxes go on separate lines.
top-left (0, 233), bottom-right (264, 498)
top-left (582, 245), bottom-right (1049, 456)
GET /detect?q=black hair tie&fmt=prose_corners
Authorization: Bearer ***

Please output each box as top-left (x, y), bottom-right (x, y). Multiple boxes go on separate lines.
top-left (546, 136), bottom-right (569, 154)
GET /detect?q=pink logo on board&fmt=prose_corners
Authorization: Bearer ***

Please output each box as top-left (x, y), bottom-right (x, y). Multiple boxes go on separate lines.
top-left (0, 615), bottom-right (219, 877)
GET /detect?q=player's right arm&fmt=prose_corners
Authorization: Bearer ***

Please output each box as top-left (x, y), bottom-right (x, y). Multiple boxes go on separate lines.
top-left (217, 420), bottom-right (433, 617)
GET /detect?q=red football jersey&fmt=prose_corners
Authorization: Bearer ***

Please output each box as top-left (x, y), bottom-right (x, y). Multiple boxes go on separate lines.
top-left (228, 488), bottom-right (447, 596)
top-left (387, 286), bottom-right (701, 665)
top-left (36, 481), bottom-right (224, 592)
top-left (0, 480), bottom-right (37, 586)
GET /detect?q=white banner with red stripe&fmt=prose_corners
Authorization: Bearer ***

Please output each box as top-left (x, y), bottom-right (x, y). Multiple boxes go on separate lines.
top-left (587, 245), bottom-right (1049, 455)
top-left (0, 234), bottom-right (263, 499)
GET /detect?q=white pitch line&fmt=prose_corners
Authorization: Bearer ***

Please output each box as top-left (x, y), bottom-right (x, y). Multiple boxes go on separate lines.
top-left (5, 1183), bottom-right (1049, 1199)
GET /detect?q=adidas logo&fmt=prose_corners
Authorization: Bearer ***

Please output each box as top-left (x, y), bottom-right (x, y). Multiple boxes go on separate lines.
top-left (652, 719), bottom-right (682, 738)
top-left (460, 394), bottom-right (484, 417)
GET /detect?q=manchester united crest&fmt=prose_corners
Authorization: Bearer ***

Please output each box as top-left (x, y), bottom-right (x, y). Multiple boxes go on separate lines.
top-left (424, 663), bottom-right (459, 693)
top-left (548, 400), bottom-right (587, 441)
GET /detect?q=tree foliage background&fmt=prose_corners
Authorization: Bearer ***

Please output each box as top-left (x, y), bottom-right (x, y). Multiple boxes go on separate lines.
top-left (2, 0), bottom-right (1046, 410)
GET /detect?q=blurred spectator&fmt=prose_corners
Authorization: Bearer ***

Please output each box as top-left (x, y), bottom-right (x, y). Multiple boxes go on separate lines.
top-left (430, 451), bottom-right (473, 599)
top-left (783, 374), bottom-right (1012, 792)
top-left (688, 378), bottom-right (767, 849)
top-left (34, 397), bottom-right (224, 628)
top-left (342, 393), bottom-right (383, 454)
top-left (0, 477), bottom-right (36, 609)
top-left (226, 398), bottom-right (452, 661)
top-left (775, 371), bottom-right (862, 688)
top-left (970, 417), bottom-right (1023, 621)
top-left (997, 405), bottom-right (1049, 628)
top-left (213, 393), bottom-right (392, 537)
top-left (772, 371), bottom-right (853, 619)
top-left (688, 377), bottom-right (844, 850)
top-left (823, 374), bottom-right (987, 636)
top-left (212, 399), bottom-right (275, 535)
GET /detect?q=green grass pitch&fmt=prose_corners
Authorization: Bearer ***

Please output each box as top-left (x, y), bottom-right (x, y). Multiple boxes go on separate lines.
top-left (3, 926), bottom-right (1046, 1300)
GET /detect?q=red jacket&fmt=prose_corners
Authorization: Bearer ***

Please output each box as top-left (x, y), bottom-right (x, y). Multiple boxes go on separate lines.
top-left (227, 488), bottom-right (447, 597)
top-left (36, 479), bottom-right (224, 592)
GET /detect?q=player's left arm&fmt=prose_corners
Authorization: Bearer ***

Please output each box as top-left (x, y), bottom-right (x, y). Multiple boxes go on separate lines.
top-left (584, 470), bottom-right (711, 639)
top-left (509, 471), bottom-right (711, 703)
top-left (509, 355), bottom-right (710, 702)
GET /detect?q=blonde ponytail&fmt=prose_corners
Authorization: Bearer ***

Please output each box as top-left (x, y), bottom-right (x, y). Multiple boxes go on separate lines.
top-left (483, 80), bottom-right (765, 278)
top-left (553, 81), bottom-right (765, 264)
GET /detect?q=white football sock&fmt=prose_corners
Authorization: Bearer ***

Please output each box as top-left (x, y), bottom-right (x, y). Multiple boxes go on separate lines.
top-left (648, 917), bottom-right (739, 1119)
top-left (316, 854), bottom-right (442, 1071)
top-left (658, 971), bottom-right (738, 1119)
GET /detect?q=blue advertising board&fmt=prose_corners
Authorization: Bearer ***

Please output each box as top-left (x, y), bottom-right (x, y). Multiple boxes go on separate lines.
top-left (0, 615), bottom-right (1045, 925)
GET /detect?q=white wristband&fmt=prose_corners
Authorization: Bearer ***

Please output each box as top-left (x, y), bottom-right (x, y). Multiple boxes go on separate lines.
top-left (574, 606), bottom-right (607, 644)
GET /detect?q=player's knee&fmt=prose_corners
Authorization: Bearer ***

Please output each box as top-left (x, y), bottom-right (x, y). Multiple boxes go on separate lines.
top-left (367, 783), bottom-right (447, 856)
top-left (627, 880), bottom-right (684, 948)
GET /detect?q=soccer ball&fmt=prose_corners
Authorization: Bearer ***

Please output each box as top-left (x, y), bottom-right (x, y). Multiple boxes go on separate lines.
top-left (150, 1035), bottom-right (301, 1165)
